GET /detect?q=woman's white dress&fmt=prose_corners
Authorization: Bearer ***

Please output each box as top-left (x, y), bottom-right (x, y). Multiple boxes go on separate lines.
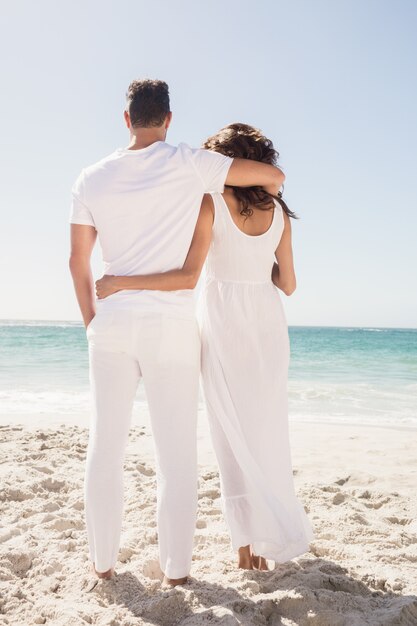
top-left (199, 192), bottom-right (315, 561)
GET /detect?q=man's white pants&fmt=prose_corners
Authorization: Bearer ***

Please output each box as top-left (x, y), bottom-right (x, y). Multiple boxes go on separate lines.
top-left (84, 307), bottom-right (201, 579)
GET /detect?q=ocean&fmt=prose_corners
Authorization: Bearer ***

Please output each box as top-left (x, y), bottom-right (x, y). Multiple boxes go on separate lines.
top-left (0, 322), bottom-right (416, 427)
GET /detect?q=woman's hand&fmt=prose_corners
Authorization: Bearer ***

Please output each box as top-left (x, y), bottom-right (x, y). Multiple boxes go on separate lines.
top-left (95, 275), bottom-right (119, 299)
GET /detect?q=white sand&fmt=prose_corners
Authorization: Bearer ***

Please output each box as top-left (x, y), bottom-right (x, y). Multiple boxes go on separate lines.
top-left (0, 411), bottom-right (416, 626)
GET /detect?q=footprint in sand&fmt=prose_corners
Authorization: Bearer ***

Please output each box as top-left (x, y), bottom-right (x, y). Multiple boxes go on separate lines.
top-left (362, 496), bottom-right (391, 509)
top-left (0, 487), bottom-right (33, 502)
top-left (48, 518), bottom-right (81, 532)
top-left (401, 534), bottom-right (417, 547)
top-left (40, 477), bottom-right (67, 493)
top-left (384, 516), bottom-right (412, 526)
top-left (334, 475), bottom-right (351, 486)
top-left (32, 465), bottom-right (53, 475)
top-left (27, 453), bottom-right (47, 461)
top-left (350, 512), bottom-right (369, 525)
top-left (319, 485), bottom-right (340, 493)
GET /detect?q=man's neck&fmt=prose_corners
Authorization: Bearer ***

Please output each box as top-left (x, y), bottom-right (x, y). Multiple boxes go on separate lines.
top-left (126, 129), bottom-right (166, 150)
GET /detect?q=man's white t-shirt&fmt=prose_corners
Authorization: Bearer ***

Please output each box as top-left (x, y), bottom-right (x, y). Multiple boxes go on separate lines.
top-left (69, 141), bottom-right (233, 317)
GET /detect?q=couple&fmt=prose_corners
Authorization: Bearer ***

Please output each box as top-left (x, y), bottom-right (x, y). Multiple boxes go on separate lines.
top-left (69, 79), bottom-right (314, 587)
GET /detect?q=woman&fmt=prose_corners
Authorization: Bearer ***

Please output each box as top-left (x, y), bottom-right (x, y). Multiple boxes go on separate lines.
top-left (95, 123), bottom-right (315, 570)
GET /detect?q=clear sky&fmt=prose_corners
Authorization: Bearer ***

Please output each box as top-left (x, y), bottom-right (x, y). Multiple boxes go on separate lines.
top-left (0, 0), bottom-right (416, 327)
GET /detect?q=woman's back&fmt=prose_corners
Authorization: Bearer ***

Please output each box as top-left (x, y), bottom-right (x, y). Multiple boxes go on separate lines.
top-left (205, 191), bottom-right (284, 285)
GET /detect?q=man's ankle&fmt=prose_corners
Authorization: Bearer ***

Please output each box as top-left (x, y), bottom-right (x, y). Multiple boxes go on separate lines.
top-left (162, 575), bottom-right (188, 587)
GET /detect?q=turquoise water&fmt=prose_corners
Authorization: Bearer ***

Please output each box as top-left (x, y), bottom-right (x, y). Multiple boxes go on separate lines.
top-left (0, 322), bottom-right (416, 426)
top-left (288, 326), bottom-right (416, 425)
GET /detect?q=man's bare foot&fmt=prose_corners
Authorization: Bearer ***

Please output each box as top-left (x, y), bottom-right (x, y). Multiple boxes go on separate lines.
top-left (90, 562), bottom-right (115, 579)
top-left (252, 554), bottom-right (269, 570)
top-left (162, 575), bottom-right (188, 586)
top-left (238, 545), bottom-right (253, 570)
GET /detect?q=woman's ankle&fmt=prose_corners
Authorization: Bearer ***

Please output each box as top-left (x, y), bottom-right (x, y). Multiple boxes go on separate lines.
top-left (238, 545), bottom-right (253, 569)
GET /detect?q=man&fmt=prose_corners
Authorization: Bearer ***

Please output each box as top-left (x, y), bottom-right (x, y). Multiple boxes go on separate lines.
top-left (69, 79), bottom-right (285, 586)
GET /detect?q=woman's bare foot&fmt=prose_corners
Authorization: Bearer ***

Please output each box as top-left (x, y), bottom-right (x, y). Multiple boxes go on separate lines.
top-left (90, 562), bottom-right (115, 579)
top-left (162, 575), bottom-right (188, 586)
top-left (252, 554), bottom-right (269, 570)
top-left (238, 545), bottom-right (253, 569)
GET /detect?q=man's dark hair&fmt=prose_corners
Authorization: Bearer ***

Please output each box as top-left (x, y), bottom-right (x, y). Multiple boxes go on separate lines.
top-left (125, 79), bottom-right (170, 128)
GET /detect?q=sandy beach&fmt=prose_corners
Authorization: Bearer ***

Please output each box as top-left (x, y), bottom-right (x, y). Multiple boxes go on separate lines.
top-left (0, 411), bottom-right (416, 626)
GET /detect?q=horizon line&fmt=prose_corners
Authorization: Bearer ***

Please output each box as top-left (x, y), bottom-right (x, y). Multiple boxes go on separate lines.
top-left (0, 318), bottom-right (416, 331)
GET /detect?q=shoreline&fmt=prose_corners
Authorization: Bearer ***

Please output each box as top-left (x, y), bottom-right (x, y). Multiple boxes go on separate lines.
top-left (1, 411), bottom-right (416, 431)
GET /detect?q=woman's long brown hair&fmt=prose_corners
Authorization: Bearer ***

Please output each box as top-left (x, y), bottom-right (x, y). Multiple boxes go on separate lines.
top-left (203, 123), bottom-right (298, 220)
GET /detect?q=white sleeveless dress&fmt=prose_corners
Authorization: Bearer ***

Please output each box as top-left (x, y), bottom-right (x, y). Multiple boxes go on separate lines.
top-left (199, 192), bottom-right (315, 561)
